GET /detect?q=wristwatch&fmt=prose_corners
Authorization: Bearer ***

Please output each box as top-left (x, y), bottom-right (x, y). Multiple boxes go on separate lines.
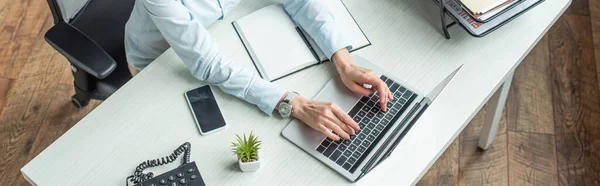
top-left (278, 91), bottom-right (299, 118)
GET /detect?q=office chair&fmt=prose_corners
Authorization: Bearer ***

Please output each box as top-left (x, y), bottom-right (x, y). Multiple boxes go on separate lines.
top-left (45, 0), bottom-right (134, 108)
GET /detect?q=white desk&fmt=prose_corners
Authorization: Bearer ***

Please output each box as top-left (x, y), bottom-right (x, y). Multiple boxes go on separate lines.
top-left (21, 0), bottom-right (570, 185)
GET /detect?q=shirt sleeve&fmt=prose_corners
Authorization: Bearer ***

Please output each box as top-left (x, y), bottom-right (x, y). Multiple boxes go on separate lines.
top-left (283, 0), bottom-right (352, 59)
top-left (140, 0), bottom-right (285, 115)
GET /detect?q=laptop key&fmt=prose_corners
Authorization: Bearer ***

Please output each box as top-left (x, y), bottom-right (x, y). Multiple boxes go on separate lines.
top-left (357, 146), bottom-right (367, 153)
top-left (330, 150), bottom-right (342, 161)
top-left (384, 79), bottom-right (393, 87)
top-left (321, 140), bottom-right (331, 147)
top-left (399, 98), bottom-right (406, 105)
top-left (352, 151), bottom-right (361, 159)
top-left (393, 103), bottom-right (402, 110)
top-left (390, 83), bottom-right (399, 92)
top-left (366, 112), bottom-right (375, 118)
top-left (353, 117), bottom-right (361, 123)
top-left (348, 104), bottom-right (362, 117)
top-left (372, 129), bottom-right (381, 136)
top-left (380, 75), bottom-right (388, 81)
top-left (367, 124), bottom-right (375, 129)
top-left (384, 114), bottom-right (394, 120)
top-left (361, 106), bottom-right (370, 112)
top-left (338, 145), bottom-right (347, 151)
top-left (366, 101), bottom-right (375, 107)
top-left (366, 135), bottom-right (375, 142)
top-left (335, 155), bottom-right (347, 166)
top-left (343, 140), bottom-right (351, 146)
top-left (343, 163), bottom-right (352, 170)
top-left (323, 145), bottom-right (336, 157)
top-left (398, 86), bottom-right (406, 93)
top-left (402, 91), bottom-right (413, 99)
top-left (348, 157), bottom-right (357, 164)
top-left (376, 112), bottom-right (384, 118)
top-left (359, 96), bottom-right (369, 103)
top-left (343, 150), bottom-right (352, 157)
top-left (370, 107), bottom-right (379, 113)
top-left (357, 133), bottom-right (367, 140)
top-left (372, 118), bottom-right (381, 124)
top-left (394, 92), bottom-right (402, 100)
top-left (358, 111), bottom-right (366, 117)
top-left (362, 129), bottom-right (371, 135)
top-left (351, 139), bottom-right (362, 146)
top-left (360, 118), bottom-right (369, 125)
top-left (376, 125), bottom-right (384, 131)
top-left (362, 141), bottom-right (371, 147)
top-left (335, 156), bottom-right (348, 166)
top-left (333, 139), bottom-right (342, 144)
top-left (349, 144), bottom-right (357, 151)
top-left (369, 95), bottom-right (379, 103)
top-left (316, 145), bottom-right (326, 153)
top-left (390, 108), bottom-right (399, 114)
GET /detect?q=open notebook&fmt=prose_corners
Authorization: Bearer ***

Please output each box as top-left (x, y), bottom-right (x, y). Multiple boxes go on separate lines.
top-left (232, 0), bottom-right (370, 81)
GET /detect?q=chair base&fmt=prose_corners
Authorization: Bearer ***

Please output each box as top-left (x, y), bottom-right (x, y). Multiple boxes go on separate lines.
top-left (71, 95), bottom-right (89, 108)
top-left (72, 84), bottom-right (91, 108)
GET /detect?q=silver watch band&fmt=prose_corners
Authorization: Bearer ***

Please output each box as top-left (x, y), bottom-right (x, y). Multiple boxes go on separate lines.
top-left (284, 91), bottom-right (298, 104)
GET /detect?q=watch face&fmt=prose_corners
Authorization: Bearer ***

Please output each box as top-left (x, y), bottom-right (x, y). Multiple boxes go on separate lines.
top-left (279, 102), bottom-right (292, 117)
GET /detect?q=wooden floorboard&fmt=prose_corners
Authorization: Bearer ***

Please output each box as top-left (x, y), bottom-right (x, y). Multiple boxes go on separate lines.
top-left (416, 132), bottom-right (460, 186)
top-left (15, 0), bottom-right (48, 38)
top-left (0, 77), bottom-right (14, 116)
top-left (506, 36), bottom-right (555, 134)
top-left (0, 18), bottom-right (73, 184)
top-left (548, 15), bottom-right (600, 186)
top-left (567, 0), bottom-right (590, 16)
top-left (590, 0), bottom-right (600, 93)
top-left (508, 131), bottom-right (559, 186)
top-left (459, 104), bottom-right (508, 186)
top-left (0, 0), bottom-right (41, 80)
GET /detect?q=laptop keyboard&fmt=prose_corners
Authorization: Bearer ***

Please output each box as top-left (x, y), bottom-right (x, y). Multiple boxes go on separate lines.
top-left (315, 75), bottom-right (416, 173)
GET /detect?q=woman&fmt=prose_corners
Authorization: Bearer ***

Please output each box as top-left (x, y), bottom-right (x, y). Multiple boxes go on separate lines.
top-left (124, 0), bottom-right (392, 140)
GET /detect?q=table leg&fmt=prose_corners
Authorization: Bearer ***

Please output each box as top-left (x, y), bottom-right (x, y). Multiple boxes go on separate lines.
top-left (478, 71), bottom-right (514, 150)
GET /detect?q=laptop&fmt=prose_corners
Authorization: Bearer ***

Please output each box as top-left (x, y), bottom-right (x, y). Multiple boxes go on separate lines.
top-left (282, 55), bottom-right (461, 182)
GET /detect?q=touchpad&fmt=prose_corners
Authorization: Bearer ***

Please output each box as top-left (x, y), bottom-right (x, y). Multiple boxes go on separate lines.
top-left (313, 77), bottom-right (362, 113)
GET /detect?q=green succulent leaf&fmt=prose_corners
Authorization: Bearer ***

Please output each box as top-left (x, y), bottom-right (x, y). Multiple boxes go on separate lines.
top-left (231, 131), bottom-right (261, 162)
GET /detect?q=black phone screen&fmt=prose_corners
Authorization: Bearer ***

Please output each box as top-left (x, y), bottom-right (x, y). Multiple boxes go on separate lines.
top-left (185, 85), bottom-right (226, 133)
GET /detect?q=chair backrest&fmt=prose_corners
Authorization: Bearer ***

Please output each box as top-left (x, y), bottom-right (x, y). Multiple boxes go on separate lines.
top-left (46, 0), bottom-right (135, 64)
top-left (47, 0), bottom-right (91, 24)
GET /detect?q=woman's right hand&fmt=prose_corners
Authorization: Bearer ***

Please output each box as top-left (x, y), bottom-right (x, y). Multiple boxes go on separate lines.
top-left (291, 96), bottom-right (360, 140)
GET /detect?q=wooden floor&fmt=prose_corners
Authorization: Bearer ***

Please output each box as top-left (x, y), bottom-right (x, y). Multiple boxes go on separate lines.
top-left (0, 0), bottom-right (599, 185)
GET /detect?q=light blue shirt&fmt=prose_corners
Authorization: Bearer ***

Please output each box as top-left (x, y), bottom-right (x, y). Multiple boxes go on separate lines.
top-left (125, 0), bottom-right (351, 115)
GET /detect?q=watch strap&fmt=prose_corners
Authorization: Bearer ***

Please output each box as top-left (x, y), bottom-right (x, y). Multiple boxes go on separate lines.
top-left (284, 91), bottom-right (299, 104)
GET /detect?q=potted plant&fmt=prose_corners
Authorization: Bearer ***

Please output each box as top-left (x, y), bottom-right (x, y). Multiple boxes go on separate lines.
top-left (231, 132), bottom-right (261, 172)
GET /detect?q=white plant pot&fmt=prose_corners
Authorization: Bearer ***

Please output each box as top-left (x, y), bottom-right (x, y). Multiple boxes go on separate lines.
top-left (238, 155), bottom-right (261, 172)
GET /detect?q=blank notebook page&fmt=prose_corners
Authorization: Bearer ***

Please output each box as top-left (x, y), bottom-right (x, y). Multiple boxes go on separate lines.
top-left (235, 4), bottom-right (315, 81)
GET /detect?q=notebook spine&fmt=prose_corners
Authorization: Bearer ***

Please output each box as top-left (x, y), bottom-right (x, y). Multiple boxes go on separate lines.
top-left (295, 27), bottom-right (321, 63)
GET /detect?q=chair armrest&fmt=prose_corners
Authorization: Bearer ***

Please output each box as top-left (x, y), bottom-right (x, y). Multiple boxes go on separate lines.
top-left (44, 22), bottom-right (116, 79)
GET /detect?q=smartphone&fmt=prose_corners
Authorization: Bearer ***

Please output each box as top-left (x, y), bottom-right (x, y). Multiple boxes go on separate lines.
top-left (184, 85), bottom-right (227, 135)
